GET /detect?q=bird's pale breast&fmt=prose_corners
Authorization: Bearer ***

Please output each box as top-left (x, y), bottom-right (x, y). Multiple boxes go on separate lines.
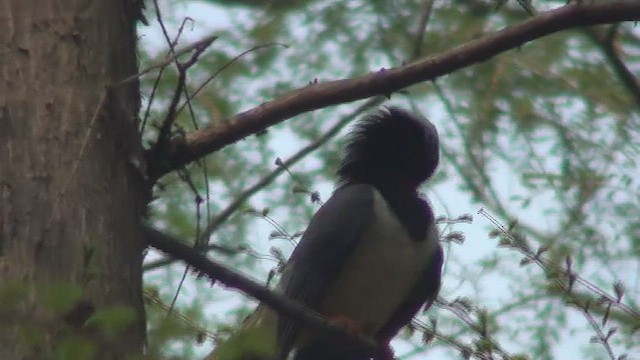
top-left (319, 189), bottom-right (439, 335)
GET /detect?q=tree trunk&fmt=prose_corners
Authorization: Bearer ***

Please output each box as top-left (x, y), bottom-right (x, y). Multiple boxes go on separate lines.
top-left (0, 0), bottom-right (147, 359)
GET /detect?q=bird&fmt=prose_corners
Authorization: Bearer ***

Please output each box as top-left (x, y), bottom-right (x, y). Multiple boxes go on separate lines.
top-left (209, 107), bottom-right (443, 360)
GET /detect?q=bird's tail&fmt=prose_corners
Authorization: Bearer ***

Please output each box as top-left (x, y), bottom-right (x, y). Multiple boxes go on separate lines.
top-left (204, 305), bottom-right (279, 360)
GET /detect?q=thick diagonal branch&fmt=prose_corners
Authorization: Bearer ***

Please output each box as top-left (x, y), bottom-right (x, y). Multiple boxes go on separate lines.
top-left (144, 226), bottom-right (381, 356)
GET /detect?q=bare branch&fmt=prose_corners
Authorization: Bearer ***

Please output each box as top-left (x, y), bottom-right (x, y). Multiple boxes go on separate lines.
top-left (146, 1), bottom-right (640, 180)
top-left (144, 225), bottom-right (381, 357)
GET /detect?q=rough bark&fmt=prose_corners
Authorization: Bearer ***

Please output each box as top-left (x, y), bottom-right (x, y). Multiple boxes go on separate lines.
top-left (0, 0), bottom-right (147, 359)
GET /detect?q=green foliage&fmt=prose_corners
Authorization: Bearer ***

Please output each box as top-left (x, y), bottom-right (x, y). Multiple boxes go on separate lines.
top-left (509, 354), bottom-right (532, 360)
top-left (215, 327), bottom-right (277, 360)
top-left (139, 0), bottom-right (640, 358)
top-left (54, 334), bottom-right (97, 360)
top-left (2, 280), bottom-right (139, 359)
top-left (86, 305), bottom-right (137, 338)
top-left (40, 282), bottom-right (84, 315)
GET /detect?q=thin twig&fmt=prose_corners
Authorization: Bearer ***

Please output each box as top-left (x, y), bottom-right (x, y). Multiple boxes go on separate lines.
top-left (478, 208), bottom-right (640, 321)
top-left (435, 298), bottom-right (512, 359)
top-left (140, 16), bottom-right (203, 133)
top-left (411, 0), bottom-right (436, 60)
top-left (580, 303), bottom-right (618, 360)
top-left (584, 26), bottom-right (640, 110)
top-left (176, 42), bottom-right (289, 116)
top-left (115, 35), bottom-right (218, 87)
top-left (154, 41), bottom-right (210, 152)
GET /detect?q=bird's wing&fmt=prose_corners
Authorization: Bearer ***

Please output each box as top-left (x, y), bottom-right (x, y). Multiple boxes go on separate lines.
top-left (277, 183), bottom-right (375, 357)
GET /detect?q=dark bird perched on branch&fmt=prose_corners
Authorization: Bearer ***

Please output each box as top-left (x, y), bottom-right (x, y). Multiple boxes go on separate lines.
top-left (210, 107), bottom-right (443, 360)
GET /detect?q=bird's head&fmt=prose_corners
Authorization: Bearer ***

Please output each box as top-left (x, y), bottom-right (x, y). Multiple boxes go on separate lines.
top-left (337, 107), bottom-right (439, 191)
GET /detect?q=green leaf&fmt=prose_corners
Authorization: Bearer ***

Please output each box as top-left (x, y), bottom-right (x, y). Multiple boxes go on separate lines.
top-left (54, 334), bottom-right (97, 360)
top-left (86, 305), bottom-right (137, 337)
top-left (41, 282), bottom-right (84, 315)
top-left (216, 326), bottom-right (277, 360)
